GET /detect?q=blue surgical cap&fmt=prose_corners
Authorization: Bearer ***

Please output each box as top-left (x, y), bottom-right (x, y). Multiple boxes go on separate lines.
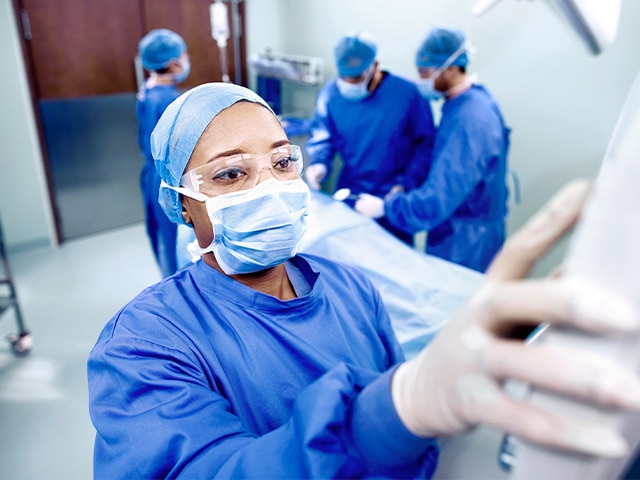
top-left (415, 27), bottom-right (469, 69)
top-left (334, 33), bottom-right (377, 77)
top-left (139, 29), bottom-right (186, 71)
top-left (151, 83), bottom-right (273, 224)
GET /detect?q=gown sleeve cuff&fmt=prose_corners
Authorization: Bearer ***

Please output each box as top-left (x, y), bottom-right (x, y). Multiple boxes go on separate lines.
top-left (350, 366), bottom-right (437, 467)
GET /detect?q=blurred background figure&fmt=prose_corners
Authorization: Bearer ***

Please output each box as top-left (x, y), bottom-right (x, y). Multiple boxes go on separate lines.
top-left (137, 28), bottom-right (191, 277)
top-left (305, 32), bottom-right (436, 245)
top-left (356, 26), bottom-right (511, 272)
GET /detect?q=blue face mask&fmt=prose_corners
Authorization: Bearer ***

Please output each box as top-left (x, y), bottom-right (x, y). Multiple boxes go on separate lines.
top-left (336, 66), bottom-right (375, 101)
top-left (416, 77), bottom-right (444, 101)
top-left (336, 78), bottom-right (369, 101)
top-left (181, 178), bottom-right (310, 275)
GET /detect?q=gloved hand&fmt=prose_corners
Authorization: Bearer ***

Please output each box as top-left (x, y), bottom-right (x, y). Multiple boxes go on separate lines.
top-left (392, 179), bottom-right (640, 458)
top-left (355, 193), bottom-right (385, 219)
top-left (304, 164), bottom-right (327, 190)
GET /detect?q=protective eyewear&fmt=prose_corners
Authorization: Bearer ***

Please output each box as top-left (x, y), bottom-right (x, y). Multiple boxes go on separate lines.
top-left (181, 144), bottom-right (304, 197)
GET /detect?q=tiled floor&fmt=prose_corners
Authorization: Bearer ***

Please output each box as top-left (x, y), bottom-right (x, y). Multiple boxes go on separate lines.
top-left (0, 223), bottom-right (160, 479)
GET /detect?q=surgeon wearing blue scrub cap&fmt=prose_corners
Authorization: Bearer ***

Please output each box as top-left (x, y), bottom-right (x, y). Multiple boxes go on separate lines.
top-left (88, 83), bottom-right (640, 479)
top-left (306, 32), bottom-right (437, 244)
top-left (356, 26), bottom-right (511, 272)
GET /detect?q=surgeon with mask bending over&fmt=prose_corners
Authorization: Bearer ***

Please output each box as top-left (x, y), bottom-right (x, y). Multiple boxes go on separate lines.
top-left (88, 82), bottom-right (640, 479)
top-left (306, 32), bottom-right (436, 244)
top-left (356, 26), bottom-right (510, 272)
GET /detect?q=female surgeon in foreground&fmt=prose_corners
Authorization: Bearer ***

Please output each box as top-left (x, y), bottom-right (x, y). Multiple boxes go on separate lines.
top-left (88, 83), bottom-right (640, 479)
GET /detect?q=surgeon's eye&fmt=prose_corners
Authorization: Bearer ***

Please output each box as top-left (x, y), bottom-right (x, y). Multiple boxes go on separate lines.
top-left (273, 155), bottom-right (295, 170)
top-left (211, 166), bottom-right (247, 182)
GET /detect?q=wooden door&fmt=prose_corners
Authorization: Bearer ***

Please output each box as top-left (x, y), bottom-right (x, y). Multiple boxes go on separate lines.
top-left (18, 0), bottom-right (247, 98)
top-left (17, 0), bottom-right (144, 98)
top-left (13, 0), bottom-right (247, 241)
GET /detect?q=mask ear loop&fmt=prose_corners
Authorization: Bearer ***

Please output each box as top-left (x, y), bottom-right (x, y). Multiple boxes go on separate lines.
top-left (432, 40), bottom-right (471, 80)
top-left (443, 42), bottom-right (476, 97)
top-left (160, 180), bottom-right (217, 261)
top-left (364, 62), bottom-right (377, 88)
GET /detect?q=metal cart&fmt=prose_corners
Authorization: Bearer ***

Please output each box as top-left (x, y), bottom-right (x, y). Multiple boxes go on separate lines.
top-left (0, 217), bottom-right (32, 356)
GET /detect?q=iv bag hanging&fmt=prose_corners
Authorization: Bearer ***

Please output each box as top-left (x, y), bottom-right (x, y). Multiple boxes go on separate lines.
top-left (210, 1), bottom-right (230, 82)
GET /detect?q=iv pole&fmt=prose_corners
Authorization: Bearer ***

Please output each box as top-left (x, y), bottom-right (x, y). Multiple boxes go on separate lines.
top-left (231, 0), bottom-right (243, 85)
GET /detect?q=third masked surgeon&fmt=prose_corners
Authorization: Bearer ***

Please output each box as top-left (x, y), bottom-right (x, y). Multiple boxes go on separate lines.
top-left (356, 26), bottom-right (510, 272)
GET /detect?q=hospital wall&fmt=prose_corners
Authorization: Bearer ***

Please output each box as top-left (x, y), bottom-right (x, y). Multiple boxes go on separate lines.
top-left (247, 0), bottom-right (640, 275)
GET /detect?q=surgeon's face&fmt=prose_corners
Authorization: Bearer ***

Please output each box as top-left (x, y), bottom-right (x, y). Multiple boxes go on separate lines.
top-left (340, 61), bottom-right (377, 85)
top-left (418, 67), bottom-right (449, 92)
top-left (180, 101), bottom-right (289, 250)
top-left (418, 67), bottom-right (437, 80)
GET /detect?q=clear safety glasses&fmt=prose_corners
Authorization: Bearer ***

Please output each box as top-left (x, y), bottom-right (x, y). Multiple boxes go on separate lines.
top-left (181, 144), bottom-right (304, 197)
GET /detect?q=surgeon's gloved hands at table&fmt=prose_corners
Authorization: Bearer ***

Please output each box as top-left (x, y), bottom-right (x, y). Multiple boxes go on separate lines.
top-left (304, 163), bottom-right (328, 190)
top-left (391, 179), bottom-right (640, 458)
top-left (355, 193), bottom-right (385, 219)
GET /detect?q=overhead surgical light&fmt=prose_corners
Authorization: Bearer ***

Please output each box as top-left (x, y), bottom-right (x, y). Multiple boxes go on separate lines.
top-left (472, 0), bottom-right (622, 55)
top-left (555, 0), bottom-right (621, 54)
top-left (471, 0), bottom-right (506, 16)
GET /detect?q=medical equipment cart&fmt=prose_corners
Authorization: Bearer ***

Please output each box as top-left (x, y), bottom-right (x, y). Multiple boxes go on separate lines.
top-left (0, 217), bottom-right (32, 356)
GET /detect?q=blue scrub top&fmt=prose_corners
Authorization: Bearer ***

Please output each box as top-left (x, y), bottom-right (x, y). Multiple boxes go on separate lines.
top-left (385, 85), bottom-right (511, 272)
top-left (137, 84), bottom-right (181, 163)
top-left (137, 84), bottom-right (181, 277)
top-left (306, 72), bottom-right (436, 197)
top-left (88, 254), bottom-right (439, 478)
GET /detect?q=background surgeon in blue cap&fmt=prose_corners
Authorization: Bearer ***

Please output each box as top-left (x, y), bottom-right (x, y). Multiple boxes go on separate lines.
top-left (356, 26), bottom-right (511, 272)
top-left (305, 32), bottom-right (436, 244)
top-left (137, 28), bottom-right (191, 277)
top-left (88, 82), bottom-right (640, 479)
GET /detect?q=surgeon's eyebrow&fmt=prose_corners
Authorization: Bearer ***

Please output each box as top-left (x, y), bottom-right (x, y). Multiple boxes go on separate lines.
top-left (209, 149), bottom-right (245, 162)
top-left (207, 139), bottom-right (292, 164)
top-left (271, 139), bottom-right (291, 149)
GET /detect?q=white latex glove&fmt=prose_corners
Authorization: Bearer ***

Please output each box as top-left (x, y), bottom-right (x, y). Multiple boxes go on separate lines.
top-left (354, 193), bottom-right (385, 219)
top-left (392, 179), bottom-right (640, 458)
top-left (304, 163), bottom-right (327, 190)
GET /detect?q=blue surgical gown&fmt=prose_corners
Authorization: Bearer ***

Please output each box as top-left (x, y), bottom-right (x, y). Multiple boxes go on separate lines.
top-left (385, 85), bottom-right (511, 272)
top-left (88, 254), bottom-right (438, 479)
top-left (137, 84), bottom-right (181, 277)
top-left (306, 72), bottom-right (436, 198)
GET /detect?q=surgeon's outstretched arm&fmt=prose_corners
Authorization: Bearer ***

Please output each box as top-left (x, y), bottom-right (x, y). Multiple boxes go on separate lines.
top-left (391, 179), bottom-right (640, 458)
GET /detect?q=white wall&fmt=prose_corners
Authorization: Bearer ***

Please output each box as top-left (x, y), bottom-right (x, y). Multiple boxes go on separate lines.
top-left (245, 0), bottom-right (286, 91)
top-left (246, 0), bottom-right (640, 274)
top-left (0, 0), bottom-right (56, 250)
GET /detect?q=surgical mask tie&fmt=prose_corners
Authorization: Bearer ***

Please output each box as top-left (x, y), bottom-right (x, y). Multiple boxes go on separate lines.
top-left (336, 65), bottom-right (375, 101)
top-left (417, 41), bottom-right (470, 100)
top-left (173, 58), bottom-right (191, 83)
top-left (162, 178), bottom-right (310, 275)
